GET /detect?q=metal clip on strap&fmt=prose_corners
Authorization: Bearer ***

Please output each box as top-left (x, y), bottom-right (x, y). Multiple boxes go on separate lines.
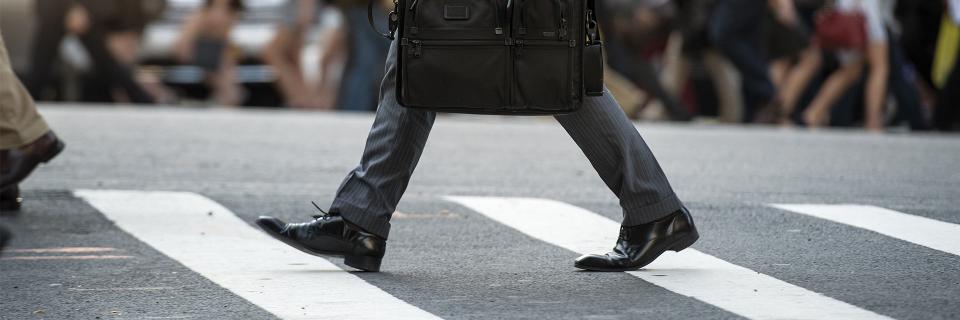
top-left (585, 0), bottom-right (601, 45)
top-left (368, 0), bottom-right (400, 40)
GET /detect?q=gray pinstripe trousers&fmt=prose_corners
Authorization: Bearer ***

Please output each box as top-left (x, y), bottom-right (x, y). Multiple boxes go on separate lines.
top-left (330, 40), bottom-right (683, 239)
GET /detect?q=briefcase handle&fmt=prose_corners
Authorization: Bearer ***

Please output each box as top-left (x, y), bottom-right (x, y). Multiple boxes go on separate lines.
top-left (368, 0), bottom-right (400, 40)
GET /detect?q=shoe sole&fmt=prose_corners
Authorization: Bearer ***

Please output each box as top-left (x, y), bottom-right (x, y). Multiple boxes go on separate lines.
top-left (254, 220), bottom-right (382, 272)
top-left (575, 229), bottom-right (700, 272)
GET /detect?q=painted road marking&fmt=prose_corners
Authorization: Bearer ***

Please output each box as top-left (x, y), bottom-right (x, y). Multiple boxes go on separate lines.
top-left (771, 204), bottom-right (960, 257)
top-left (75, 190), bottom-right (440, 320)
top-left (447, 196), bottom-right (892, 320)
top-left (6, 247), bottom-right (118, 254)
top-left (1, 255), bottom-right (133, 261)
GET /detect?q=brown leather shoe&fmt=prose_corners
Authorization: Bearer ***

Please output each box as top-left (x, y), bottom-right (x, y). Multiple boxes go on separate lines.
top-left (0, 131), bottom-right (65, 190)
top-left (0, 185), bottom-right (22, 212)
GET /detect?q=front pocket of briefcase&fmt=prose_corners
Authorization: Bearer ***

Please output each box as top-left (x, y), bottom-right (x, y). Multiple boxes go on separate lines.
top-left (515, 0), bottom-right (568, 40)
top-left (401, 40), bottom-right (510, 110)
top-left (514, 41), bottom-right (573, 111)
top-left (408, 0), bottom-right (506, 39)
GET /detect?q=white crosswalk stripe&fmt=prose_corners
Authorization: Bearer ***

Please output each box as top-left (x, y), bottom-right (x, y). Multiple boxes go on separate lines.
top-left (71, 189), bottom-right (947, 320)
top-left (74, 190), bottom-right (441, 320)
top-left (446, 196), bottom-right (893, 320)
top-left (771, 204), bottom-right (960, 257)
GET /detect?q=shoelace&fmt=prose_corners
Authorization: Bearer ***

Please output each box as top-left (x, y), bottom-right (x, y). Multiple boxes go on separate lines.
top-left (311, 201), bottom-right (336, 220)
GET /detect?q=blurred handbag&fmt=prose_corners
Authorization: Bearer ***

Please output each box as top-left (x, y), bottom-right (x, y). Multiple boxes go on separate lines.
top-left (368, 0), bottom-right (605, 115)
top-left (814, 7), bottom-right (867, 50)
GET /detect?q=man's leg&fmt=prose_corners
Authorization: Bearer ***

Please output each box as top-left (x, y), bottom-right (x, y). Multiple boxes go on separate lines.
top-left (328, 40), bottom-right (436, 239)
top-left (255, 39), bottom-right (433, 271)
top-left (0, 33), bottom-right (50, 150)
top-left (562, 88), bottom-right (698, 272)
top-left (554, 88), bottom-right (683, 227)
top-left (0, 31), bottom-right (62, 204)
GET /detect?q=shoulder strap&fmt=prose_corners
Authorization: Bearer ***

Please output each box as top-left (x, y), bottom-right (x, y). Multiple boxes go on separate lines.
top-left (368, 0), bottom-right (400, 40)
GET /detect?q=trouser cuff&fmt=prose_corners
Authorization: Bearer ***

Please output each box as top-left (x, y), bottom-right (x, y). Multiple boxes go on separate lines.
top-left (620, 193), bottom-right (684, 226)
top-left (330, 198), bottom-right (392, 239)
top-left (0, 118), bottom-right (49, 149)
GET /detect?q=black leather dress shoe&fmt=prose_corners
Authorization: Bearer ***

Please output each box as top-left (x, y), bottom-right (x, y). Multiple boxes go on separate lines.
top-left (574, 207), bottom-right (699, 271)
top-left (0, 185), bottom-right (23, 212)
top-left (256, 213), bottom-right (386, 272)
top-left (0, 131), bottom-right (65, 190)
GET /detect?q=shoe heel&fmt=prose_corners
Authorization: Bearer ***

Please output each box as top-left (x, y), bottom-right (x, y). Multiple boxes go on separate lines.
top-left (42, 141), bottom-right (65, 163)
top-left (344, 255), bottom-right (382, 272)
top-left (669, 230), bottom-right (699, 252)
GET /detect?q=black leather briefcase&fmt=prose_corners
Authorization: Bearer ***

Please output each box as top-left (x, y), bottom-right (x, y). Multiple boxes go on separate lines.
top-left (370, 0), bottom-right (604, 115)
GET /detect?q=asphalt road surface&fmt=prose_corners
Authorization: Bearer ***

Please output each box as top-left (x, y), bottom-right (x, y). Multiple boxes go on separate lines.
top-left (1, 105), bottom-right (959, 320)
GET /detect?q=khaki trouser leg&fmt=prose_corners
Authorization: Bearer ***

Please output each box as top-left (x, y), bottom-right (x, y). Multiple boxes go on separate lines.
top-left (0, 32), bottom-right (49, 149)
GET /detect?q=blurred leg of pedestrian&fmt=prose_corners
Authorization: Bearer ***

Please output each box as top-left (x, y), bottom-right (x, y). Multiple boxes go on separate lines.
top-left (601, 2), bottom-right (691, 121)
top-left (709, 0), bottom-right (776, 123)
top-left (662, 32), bottom-right (744, 123)
top-left (886, 35), bottom-right (929, 130)
top-left (335, 5), bottom-right (389, 111)
top-left (775, 45), bottom-right (822, 125)
top-left (263, 0), bottom-right (333, 109)
top-left (703, 50), bottom-right (745, 123)
top-left (103, 0), bottom-right (173, 104)
top-left (862, 44), bottom-right (890, 132)
top-left (934, 63), bottom-right (960, 131)
top-left (0, 31), bottom-right (65, 202)
top-left (315, 18), bottom-right (349, 109)
top-left (801, 55), bottom-right (864, 128)
top-left (25, 0), bottom-right (72, 99)
top-left (173, 0), bottom-right (245, 107)
top-left (804, 0), bottom-right (890, 132)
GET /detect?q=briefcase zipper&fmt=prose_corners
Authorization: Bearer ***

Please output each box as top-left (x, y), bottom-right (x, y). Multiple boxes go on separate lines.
top-left (401, 39), bottom-right (508, 58)
top-left (557, 0), bottom-right (567, 40)
top-left (519, 40), bottom-right (574, 47)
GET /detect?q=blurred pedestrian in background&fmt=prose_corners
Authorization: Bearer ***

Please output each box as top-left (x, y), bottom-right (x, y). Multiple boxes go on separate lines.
top-left (661, 0), bottom-right (745, 123)
top-left (600, 0), bottom-right (692, 121)
top-left (263, 0), bottom-right (389, 111)
top-left (800, 0), bottom-right (891, 132)
top-left (709, 0), bottom-right (780, 123)
top-left (98, 0), bottom-right (171, 104)
top-left (173, 0), bottom-right (246, 106)
top-left (3, 0), bottom-right (956, 131)
top-left (25, 0), bottom-right (158, 104)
